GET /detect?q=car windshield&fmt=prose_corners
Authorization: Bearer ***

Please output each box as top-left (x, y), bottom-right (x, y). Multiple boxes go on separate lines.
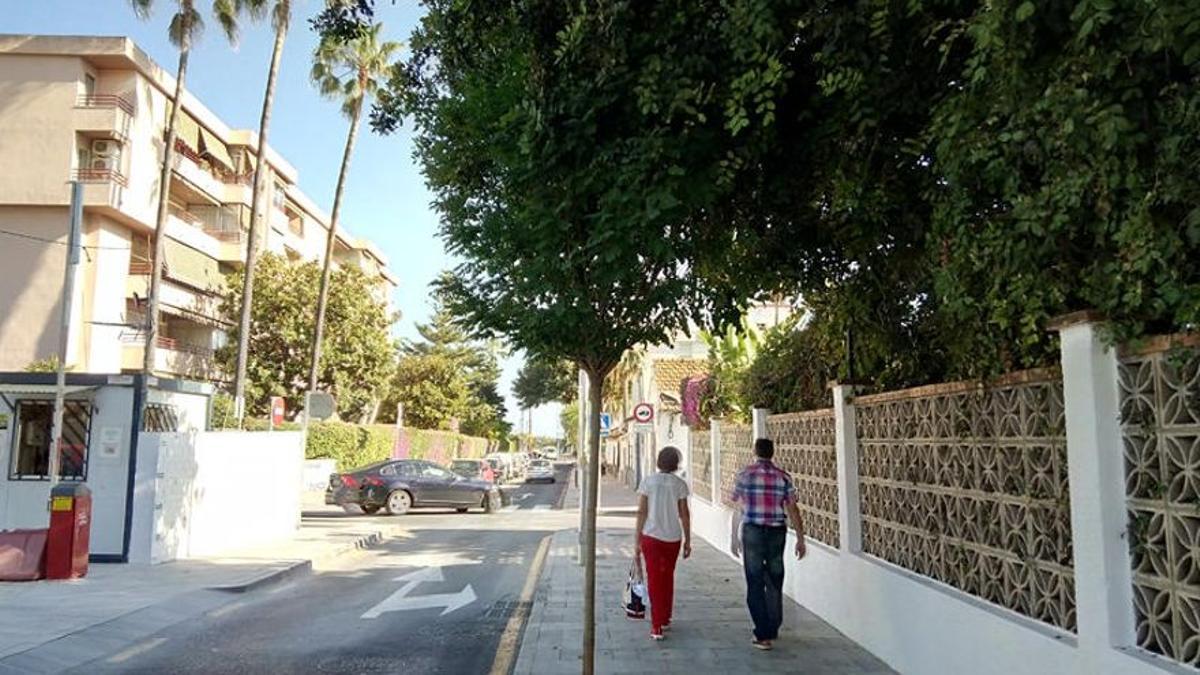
top-left (531, 460), bottom-right (550, 468)
top-left (451, 461), bottom-right (478, 471)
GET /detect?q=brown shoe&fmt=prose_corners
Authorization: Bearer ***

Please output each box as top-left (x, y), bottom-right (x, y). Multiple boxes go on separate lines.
top-left (751, 638), bottom-right (773, 650)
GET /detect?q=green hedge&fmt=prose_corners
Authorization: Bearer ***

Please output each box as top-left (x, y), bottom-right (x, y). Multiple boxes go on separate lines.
top-left (304, 423), bottom-right (491, 471)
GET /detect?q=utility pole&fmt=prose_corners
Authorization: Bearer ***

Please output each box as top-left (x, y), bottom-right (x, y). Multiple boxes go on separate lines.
top-left (48, 181), bottom-right (84, 492)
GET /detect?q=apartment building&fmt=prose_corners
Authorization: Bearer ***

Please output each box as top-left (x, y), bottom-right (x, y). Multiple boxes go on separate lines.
top-left (0, 35), bottom-right (398, 381)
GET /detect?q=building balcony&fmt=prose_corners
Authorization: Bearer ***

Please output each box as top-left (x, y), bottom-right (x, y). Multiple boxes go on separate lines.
top-left (72, 168), bottom-right (128, 209)
top-left (121, 337), bottom-right (221, 381)
top-left (74, 94), bottom-right (134, 139)
top-left (172, 141), bottom-right (253, 206)
top-left (126, 275), bottom-right (225, 325)
top-left (166, 205), bottom-right (248, 264)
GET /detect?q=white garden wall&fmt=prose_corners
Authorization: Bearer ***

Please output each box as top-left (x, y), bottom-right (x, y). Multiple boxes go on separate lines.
top-left (129, 430), bottom-right (303, 564)
top-left (688, 316), bottom-right (1192, 675)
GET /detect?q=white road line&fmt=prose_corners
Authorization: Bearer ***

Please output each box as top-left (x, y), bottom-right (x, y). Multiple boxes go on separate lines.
top-left (532, 504), bottom-right (550, 511)
top-left (106, 637), bottom-right (167, 664)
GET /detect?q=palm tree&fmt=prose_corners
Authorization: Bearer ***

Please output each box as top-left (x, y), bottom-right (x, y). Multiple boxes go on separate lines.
top-left (232, 0), bottom-right (292, 424)
top-left (307, 23), bottom-right (401, 393)
top-left (129, 0), bottom-right (239, 397)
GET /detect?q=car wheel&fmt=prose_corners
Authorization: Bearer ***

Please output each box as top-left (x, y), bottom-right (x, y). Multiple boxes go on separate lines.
top-left (385, 490), bottom-right (412, 516)
top-left (456, 507), bottom-right (469, 514)
top-left (362, 504), bottom-right (382, 515)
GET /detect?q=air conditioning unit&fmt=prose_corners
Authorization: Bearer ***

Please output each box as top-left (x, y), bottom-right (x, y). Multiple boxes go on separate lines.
top-left (90, 156), bottom-right (117, 171)
top-left (91, 139), bottom-right (120, 157)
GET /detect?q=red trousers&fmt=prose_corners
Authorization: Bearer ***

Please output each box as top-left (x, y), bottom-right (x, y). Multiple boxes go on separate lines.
top-left (640, 534), bottom-right (681, 631)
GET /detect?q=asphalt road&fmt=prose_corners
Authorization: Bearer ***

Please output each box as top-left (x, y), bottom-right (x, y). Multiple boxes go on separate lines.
top-left (73, 463), bottom-right (574, 675)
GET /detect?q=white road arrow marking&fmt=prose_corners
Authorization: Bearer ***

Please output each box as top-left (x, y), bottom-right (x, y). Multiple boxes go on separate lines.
top-left (362, 566), bottom-right (476, 619)
top-left (394, 566), bottom-right (444, 584)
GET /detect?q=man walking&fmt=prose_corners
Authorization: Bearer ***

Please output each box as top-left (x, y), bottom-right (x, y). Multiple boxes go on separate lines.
top-left (730, 437), bottom-right (806, 650)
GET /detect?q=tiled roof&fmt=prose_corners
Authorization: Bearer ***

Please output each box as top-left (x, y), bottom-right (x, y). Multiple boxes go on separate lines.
top-left (652, 358), bottom-right (708, 396)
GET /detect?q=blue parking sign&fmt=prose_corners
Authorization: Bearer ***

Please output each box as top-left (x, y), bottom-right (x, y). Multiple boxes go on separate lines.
top-left (599, 413), bottom-right (612, 437)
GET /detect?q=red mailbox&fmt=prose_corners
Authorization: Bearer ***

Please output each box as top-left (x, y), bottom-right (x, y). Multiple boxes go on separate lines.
top-left (46, 483), bottom-right (91, 580)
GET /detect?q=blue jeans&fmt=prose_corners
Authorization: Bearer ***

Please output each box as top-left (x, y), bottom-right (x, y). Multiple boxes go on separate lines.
top-left (742, 523), bottom-right (786, 641)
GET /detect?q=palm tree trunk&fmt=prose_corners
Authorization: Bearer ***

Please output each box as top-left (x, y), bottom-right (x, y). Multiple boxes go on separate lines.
top-left (142, 44), bottom-right (190, 391)
top-left (234, 22), bottom-right (288, 423)
top-left (308, 97), bottom-right (363, 392)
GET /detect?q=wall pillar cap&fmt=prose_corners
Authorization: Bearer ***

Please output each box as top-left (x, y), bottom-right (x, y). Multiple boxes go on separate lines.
top-left (1046, 309), bottom-right (1106, 332)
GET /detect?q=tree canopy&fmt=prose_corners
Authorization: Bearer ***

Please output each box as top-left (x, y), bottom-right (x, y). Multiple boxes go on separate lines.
top-left (218, 253), bottom-right (395, 421)
top-left (382, 294), bottom-right (510, 439)
top-left (512, 356), bottom-right (576, 410)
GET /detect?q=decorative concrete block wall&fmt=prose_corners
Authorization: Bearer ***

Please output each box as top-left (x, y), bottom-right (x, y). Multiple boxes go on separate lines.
top-left (687, 317), bottom-right (1198, 675)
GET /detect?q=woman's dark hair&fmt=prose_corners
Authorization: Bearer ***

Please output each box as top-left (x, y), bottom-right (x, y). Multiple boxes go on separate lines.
top-left (754, 438), bottom-right (775, 459)
top-left (657, 446), bottom-right (681, 472)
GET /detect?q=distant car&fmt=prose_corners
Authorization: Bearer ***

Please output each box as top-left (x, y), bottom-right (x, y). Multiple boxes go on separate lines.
top-left (451, 458), bottom-right (496, 483)
top-left (326, 459), bottom-right (501, 515)
top-left (483, 456), bottom-right (508, 482)
top-left (525, 459), bottom-right (556, 483)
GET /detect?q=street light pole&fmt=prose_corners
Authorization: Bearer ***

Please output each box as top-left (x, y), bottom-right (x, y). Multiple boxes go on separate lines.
top-left (48, 181), bottom-right (84, 492)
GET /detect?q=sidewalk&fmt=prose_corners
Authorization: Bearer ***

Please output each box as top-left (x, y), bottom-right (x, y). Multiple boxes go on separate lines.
top-left (514, 477), bottom-right (893, 674)
top-left (0, 502), bottom-right (402, 673)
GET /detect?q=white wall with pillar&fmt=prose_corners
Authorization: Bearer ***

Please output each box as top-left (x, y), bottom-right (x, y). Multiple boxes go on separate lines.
top-left (687, 316), bottom-right (1188, 675)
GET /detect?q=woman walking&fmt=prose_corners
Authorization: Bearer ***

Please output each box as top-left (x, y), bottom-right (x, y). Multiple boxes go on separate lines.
top-left (634, 446), bottom-right (692, 640)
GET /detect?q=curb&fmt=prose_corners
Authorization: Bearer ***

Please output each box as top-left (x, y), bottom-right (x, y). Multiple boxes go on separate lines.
top-left (208, 559), bottom-right (312, 594)
top-left (209, 522), bottom-right (404, 592)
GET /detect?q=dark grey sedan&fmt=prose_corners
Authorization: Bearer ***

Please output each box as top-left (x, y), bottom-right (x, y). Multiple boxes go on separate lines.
top-left (326, 459), bottom-right (502, 515)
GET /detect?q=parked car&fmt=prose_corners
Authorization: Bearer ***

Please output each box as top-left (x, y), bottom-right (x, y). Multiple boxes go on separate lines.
top-left (451, 458), bottom-right (496, 483)
top-left (326, 459), bottom-right (502, 515)
top-left (525, 459), bottom-right (556, 483)
top-left (510, 452), bottom-right (530, 472)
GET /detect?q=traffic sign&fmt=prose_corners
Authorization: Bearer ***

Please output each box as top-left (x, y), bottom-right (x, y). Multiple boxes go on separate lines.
top-left (270, 396), bottom-right (286, 428)
top-left (633, 403), bottom-right (654, 424)
top-left (599, 413), bottom-right (612, 437)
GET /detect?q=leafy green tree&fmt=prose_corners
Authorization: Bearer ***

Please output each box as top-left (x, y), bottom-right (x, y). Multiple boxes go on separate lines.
top-left (559, 401), bottom-right (579, 452)
top-left (926, 0), bottom-right (1200, 372)
top-left (699, 318), bottom-right (760, 422)
top-left (219, 253), bottom-right (394, 421)
top-left (232, 0), bottom-right (294, 423)
top-left (513, 356), bottom-right (576, 410)
top-left (307, 22), bottom-right (401, 391)
top-left (391, 4), bottom-right (776, 669)
top-left (381, 297), bottom-right (510, 437)
top-left (387, 350), bottom-right (472, 430)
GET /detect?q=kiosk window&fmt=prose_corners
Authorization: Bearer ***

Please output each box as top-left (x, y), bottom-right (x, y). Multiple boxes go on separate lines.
top-left (8, 400), bottom-right (91, 481)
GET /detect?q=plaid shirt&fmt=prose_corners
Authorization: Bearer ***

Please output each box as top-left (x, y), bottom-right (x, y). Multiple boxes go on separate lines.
top-left (731, 459), bottom-right (796, 527)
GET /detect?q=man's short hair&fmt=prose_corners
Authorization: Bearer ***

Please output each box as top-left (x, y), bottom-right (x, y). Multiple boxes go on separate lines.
top-left (754, 438), bottom-right (775, 459)
top-left (657, 446), bottom-right (681, 472)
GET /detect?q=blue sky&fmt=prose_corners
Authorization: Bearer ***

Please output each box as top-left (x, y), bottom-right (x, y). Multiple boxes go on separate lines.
top-left (8, 0), bottom-right (562, 436)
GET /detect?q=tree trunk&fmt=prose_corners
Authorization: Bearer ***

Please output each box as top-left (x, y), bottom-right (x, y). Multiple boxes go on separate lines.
top-left (582, 367), bottom-right (605, 675)
top-left (233, 22), bottom-right (288, 424)
top-left (142, 44), bottom-right (190, 400)
top-left (308, 97), bottom-right (363, 392)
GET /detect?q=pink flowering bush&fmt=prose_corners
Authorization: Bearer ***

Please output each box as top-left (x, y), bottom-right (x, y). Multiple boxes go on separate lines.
top-left (681, 375), bottom-right (709, 428)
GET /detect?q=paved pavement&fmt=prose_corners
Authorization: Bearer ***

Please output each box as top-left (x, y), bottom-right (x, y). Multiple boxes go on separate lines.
top-left (514, 476), bottom-right (895, 675)
top-left (63, 463), bottom-right (575, 674)
top-left (0, 508), bottom-right (405, 674)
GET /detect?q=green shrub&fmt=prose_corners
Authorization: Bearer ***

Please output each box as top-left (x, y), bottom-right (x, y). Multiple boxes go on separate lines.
top-left (304, 422), bottom-right (489, 471)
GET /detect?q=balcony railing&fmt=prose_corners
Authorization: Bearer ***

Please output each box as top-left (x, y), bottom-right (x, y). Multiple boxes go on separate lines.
top-left (76, 94), bottom-right (135, 116)
top-left (155, 336), bottom-right (215, 357)
top-left (128, 260), bottom-right (158, 276)
top-left (73, 168), bottom-right (128, 187)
